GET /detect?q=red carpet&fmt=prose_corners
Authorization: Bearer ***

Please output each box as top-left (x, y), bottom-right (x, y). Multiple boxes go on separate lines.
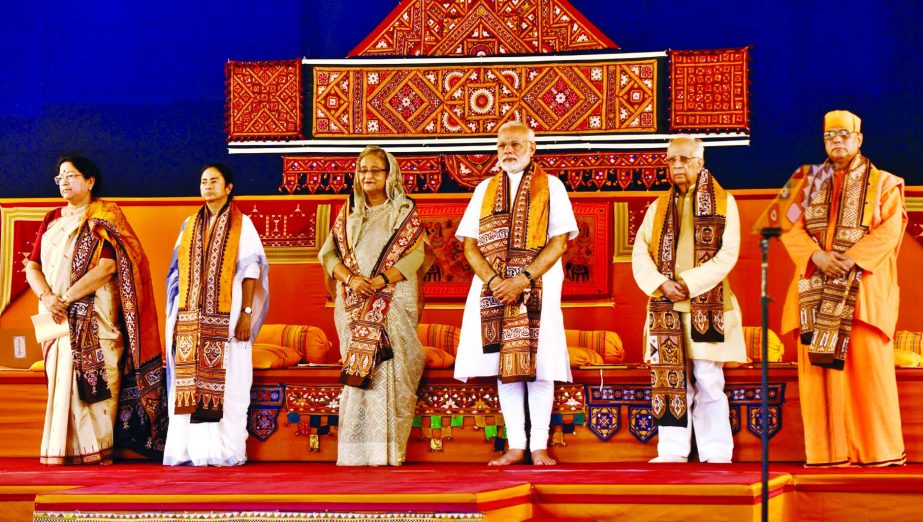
top-left (2, 459), bottom-right (922, 521)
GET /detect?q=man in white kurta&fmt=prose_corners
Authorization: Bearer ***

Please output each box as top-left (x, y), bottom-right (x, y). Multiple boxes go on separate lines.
top-left (632, 137), bottom-right (746, 463)
top-left (455, 121), bottom-right (578, 466)
top-left (163, 165), bottom-right (269, 466)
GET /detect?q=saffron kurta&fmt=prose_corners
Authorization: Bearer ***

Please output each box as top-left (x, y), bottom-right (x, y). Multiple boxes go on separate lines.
top-left (780, 162), bottom-right (906, 467)
top-left (164, 212), bottom-right (269, 466)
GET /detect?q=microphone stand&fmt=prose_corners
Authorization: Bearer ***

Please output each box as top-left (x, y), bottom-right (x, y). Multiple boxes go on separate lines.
top-left (759, 226), bottom-right (781, 522)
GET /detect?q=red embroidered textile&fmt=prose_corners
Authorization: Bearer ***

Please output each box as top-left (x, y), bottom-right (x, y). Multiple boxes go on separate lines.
top-left (313, 60), bottom-right (657, 138)
top-left (669, 47), bottom-right (750, 132)
top-left (349, 0), bottom-right (617, 57)
top-left (226, 59), bottom-right (303, 141)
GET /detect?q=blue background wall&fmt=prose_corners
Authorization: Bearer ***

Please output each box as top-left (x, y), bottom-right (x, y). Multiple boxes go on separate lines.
top-left (1, 0), bottom-right (920, 198)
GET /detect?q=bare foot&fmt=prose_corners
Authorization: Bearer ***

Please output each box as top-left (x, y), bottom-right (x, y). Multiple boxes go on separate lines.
top-left (531, 449), bottom-right (557, 465)
top-left (488, 449), bottom-right (526, 466)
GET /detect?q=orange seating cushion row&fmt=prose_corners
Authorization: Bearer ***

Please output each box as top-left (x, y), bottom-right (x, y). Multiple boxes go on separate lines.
top-left (564, 329), bottom-right (625, 364)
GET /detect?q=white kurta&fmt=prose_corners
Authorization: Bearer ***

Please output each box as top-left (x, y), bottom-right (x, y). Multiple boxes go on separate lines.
top-left (632, 191), bottom-right (746, 363)
top-left (163, 213), bottom-right (269, 466)
top-left (453, 172), bottom-right (578, 383)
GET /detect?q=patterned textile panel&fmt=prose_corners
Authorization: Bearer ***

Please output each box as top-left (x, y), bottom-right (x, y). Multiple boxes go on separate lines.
top-left (283, 152), bottom-right (669, 194)
top-left (0, 204), bottom-right (54, 315)
top-left (564, 329), bottom-right (625, 364)
top-left (417, 323), bottom-right (461, 355)
top-left (741, 326), bottom-right (784, 363)
top-left (419, 201), bottom-right (610, 299)
top-left (312, 60), bottom-right (658, 138)
top-left (895, 331), bottom-right (923, 356)
top-left (907, 196), bottom-right (923, 249)
top-left (226, 59), bottom-right (303, 141)
top-left (669, 47), bottom-right (750, 132)
top-left (349, 0), bottom-right (618, 57)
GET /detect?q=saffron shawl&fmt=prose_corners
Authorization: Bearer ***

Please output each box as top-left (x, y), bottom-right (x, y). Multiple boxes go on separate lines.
top-left (69, 200), bottom-right (168, 458)
top-left (647, 169), bottom-right (727, 427)
top-left (332, 196), bottom-right (427, 388)
top-left (478, 164), bottom-right (549, 383)
top-left (173, 202), bottom-right (242, 421)
top-left (797, 154), bottom-right (883, 369)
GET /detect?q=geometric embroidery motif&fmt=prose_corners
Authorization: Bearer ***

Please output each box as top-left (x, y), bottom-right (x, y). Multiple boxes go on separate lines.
top-left (281, 152), bottom-right (667, 194)
top-left (226, 60), bottom-right (303, 141)
top-left (281, 155), bottom-right (442, 194)
top-left (417, 201), bottom-right (610, 300)
top-left (588, 405), bottom-right (620, 441)
top-left (670, 47), bottom-right (750, 132)
top-left (349, 0), bottom-right (618, 57)
top-left (313, 60), bottom-right (657, 138)
top-left (247, 385), bottom-right (285, 442)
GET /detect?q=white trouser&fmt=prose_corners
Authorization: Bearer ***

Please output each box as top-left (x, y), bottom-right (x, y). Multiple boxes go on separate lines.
top-left (497, 379), bottom-right (555, 451)
top-left (657, 359), bottom-right (733, 462)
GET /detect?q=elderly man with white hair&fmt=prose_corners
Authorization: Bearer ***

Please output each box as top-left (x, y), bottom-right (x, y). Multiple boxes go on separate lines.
top-left (454, 120), bottom-right (578, 466)
top-left (632, 136), bottom-right (746, 463)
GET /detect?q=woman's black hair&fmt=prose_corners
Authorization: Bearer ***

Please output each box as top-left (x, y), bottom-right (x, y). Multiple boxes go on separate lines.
top-left (56, 155), bottom-right (102, 197)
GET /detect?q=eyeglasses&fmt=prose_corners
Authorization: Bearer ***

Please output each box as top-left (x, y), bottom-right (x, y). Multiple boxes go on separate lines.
top-left (665, 155), bottom-right (701, 164)
top-left (357, 168), bottom-right (387, 175)
top-left (497, 141), bottom-right (527, 151)
top-left (823, 129), bottom-right (858, 141)
top-left (53, 173), bottom-right (84, 185)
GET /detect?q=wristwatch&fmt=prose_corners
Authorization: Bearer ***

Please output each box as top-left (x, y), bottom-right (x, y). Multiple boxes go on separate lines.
top-left (242, 306), bottom-right (253, 314)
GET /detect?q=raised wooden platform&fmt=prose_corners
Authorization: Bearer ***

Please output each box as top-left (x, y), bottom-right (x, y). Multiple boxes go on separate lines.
top-left (3, 366), bottom-right (923, 465)
top-left (2, 459), bottom-right (922, 522)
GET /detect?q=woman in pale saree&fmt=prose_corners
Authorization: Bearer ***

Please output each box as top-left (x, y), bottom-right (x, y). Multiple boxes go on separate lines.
top-left (319, 145), bottom-right (433, 466)
top-left (24, 155), bottom-right (167, 465)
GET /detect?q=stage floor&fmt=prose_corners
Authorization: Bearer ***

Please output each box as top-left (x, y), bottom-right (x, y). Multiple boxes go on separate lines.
top-left (3, 459), bottom-right (923, 522)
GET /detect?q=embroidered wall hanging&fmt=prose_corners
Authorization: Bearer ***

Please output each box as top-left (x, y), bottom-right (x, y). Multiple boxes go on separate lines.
top-left (239, 200), bottom-right (329, 264)
top-left (349, 0), bottom-right (617, 57)
top-left (283, 152), bottom-right (668, 194)
top-left (312, 60), bottom-right (658, 138)
top-left (226, 59), bottom-right (303, 141)
top-left (669, 47), bottom-right (751, 133)
top-left (247, 385), bottom-right (285, 441)
top-left (417, 201), bottom-right (610, 299)
top-left (282, 156), bottom-right (442, 195)
top-left (0, 205), bottom-right (55, 316)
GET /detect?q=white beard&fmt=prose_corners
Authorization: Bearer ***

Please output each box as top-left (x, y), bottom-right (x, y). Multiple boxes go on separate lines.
top-left (499, 157), bottom-right (530, 174)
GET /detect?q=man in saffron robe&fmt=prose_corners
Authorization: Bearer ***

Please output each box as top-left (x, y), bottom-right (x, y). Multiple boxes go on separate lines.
top-left (780, 110), bottom-right (906, 467)
top-left (632, 136), bottom-right (746, 463)
top-left (163, 164), bottom-right (269, 466)
top-left (454, 120), bottom-right (578, 466)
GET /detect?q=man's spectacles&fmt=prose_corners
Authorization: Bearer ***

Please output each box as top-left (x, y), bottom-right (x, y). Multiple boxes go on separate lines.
top-left (357, 168), bottom-right (388, 175)
top-left (665, 155), bottom-right (701, 164)
top-left (53, 173), bottom-right (84, 185)
top-left (497, 141), bottom-right (527, 151)
top-left (823, 129), bottom-right (858, 141)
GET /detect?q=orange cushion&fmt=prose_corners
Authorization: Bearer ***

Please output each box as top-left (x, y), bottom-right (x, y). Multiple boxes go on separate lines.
top-left (894, 350), bottom-right (922, 367)
top-left (254, 323), bottom-right (286, 346)
top-left (568, 346), bottom-right (604, 367)
top-left (564, 329), bottom-right (624, 364)
top-left (895, 331), bottom-right (923, 356)
top-left (281, 325), bottom-right (334, 364)
top-left (742, 327), bottom-right (784, 362)
top-left (252, 343), bottom-right (301, 369)
top-left (423, 346), bottom-right (455, 368)
top-left (417, 324), bottom-right (461, 356)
